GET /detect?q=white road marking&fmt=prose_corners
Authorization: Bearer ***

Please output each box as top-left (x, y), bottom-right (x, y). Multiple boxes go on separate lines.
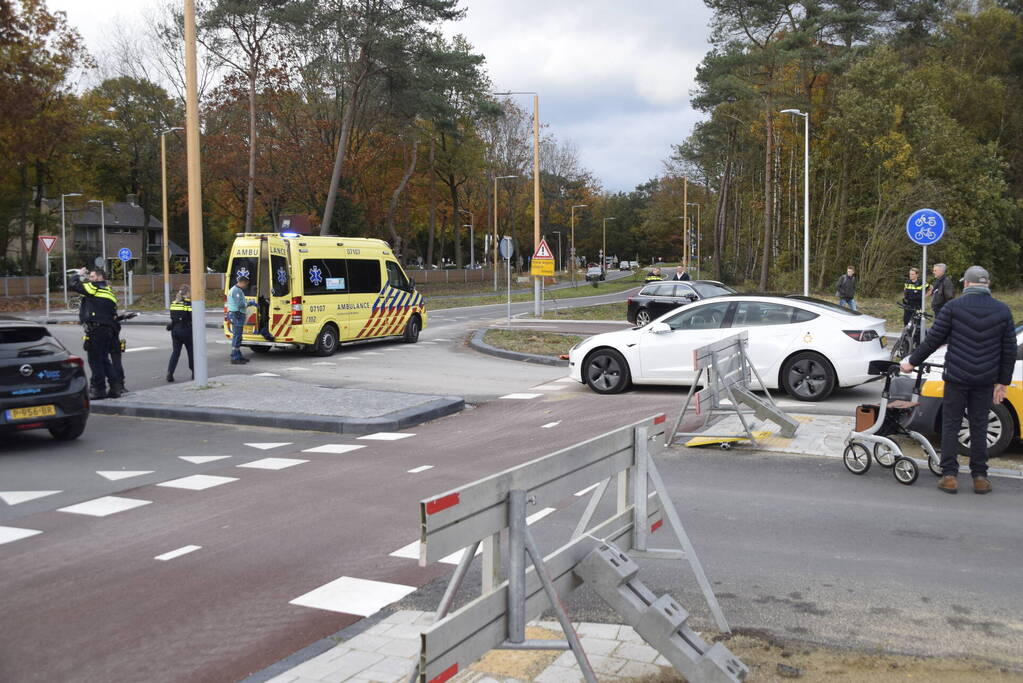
top-left (289, 576), bottom-right (416, 616)
top-left (555, 377), bottom-right (576, 383)
top-left (312, 362), bottom-right (335, 366)
top-left (499, 393), bottom-right (543, 400)
top-left (574, 483), bottom-right (600, 497)
top-left (237, 457), bottom-right (308, 470)
top-left (362, 351), bottom-right (384, 356)
top-left (302, 444), bottom-right (366, 454)
top-left (124, 346), bottom-right (158, 353)
top-left (407, 465), bottom-right (433, 474)
top-left (432, 338), bottom-right (451, 342)
top-left (157, 475), bottom-right (237, 491)
top-left (419, 341), bottom-right (436, 345)
top-left (0, 526), bottom-right (42, 545)
top-left (526, 507), bottom-right (557, 525)
top-left (58, 496), bottom-right (152, 517)
top-left (0, 491), bottom-right (61, 505)
top-left (245, 442), bottom-right (293, 450)
top-left (96, 471), bottom-right (153, 482)
top-left (155, 545), bottom-right (202, 561)
top-left (179, 455), bottom-right (232, 464)
top-left (541, 421), bottom-right (561, 429)
top-left (284, 366), bottom-right (309, 371)
top-left (358, 432), bottom-right (415, 441)
top-left (390, 540), bottom-right (477, 565)
top-left (252, 372), bottom-right (280, 377)
top-left (534, 384), bottom-right (568, 391)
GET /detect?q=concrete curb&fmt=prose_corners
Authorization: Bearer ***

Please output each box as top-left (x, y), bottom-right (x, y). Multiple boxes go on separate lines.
top-left (90, 395), bottom-right (464, 434)
top-left (469, 327), bottom-right (569, 367)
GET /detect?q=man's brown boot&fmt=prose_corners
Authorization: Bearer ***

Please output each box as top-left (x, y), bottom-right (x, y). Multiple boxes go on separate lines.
top-left (937, 475), bottom-right (958, 494)
top-left (973, 476), bottom-right (992, 495)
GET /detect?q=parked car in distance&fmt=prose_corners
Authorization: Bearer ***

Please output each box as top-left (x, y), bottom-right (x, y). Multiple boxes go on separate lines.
top-left (909, 323), bottom-right (1023, 457)
top-left (619, 261), bottom-right (634, 270)
top-left (570, 295), bottom-right (890, 401)
top-left (586, 264), bottom-right (605, 281)
top-left (1, 316), bottom-right (89, 440)
top-left (627, 280), bottom-right (737, 326)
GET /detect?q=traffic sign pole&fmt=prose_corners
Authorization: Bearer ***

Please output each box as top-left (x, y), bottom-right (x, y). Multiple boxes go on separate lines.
top-left (906, 208), bottom-right (945, 345)
top-left (921, 245), bottom-right (928, 342)
top-left (38, 236), bottom-right (58, 323)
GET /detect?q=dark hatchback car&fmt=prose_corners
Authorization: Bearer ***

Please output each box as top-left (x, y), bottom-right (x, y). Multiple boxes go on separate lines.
top-left (626, 280), bottom-right (737, 326)
top-left (0, 316), bottom-right (89, 440)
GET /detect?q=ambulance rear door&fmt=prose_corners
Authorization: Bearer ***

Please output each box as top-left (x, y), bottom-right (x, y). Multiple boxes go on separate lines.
top-left (226, 238), bottom-right (261, 337)
top-left (265, 237), bottom-right (293, 341)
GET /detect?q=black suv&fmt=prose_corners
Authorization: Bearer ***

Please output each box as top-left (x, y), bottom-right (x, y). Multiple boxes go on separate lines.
top-left (626, 280), bottom-right (736, 326)
top-left (0, 316), bottom-right (89, 440)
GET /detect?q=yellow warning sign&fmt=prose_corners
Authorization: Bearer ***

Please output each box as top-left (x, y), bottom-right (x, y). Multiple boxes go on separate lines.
top-left (531, 259), bottom-right (554, 276)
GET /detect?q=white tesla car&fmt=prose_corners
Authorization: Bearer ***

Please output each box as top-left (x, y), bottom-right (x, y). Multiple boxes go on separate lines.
top-left (568, 295), bottom-right (890, 401)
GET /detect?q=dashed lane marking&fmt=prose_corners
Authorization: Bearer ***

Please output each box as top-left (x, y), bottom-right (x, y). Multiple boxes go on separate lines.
top-left (58, 496), bottom-right (152, 517)
top-left (0, 491), bottom-right (61, 505)
top-left (358, 432), bottom-right (415, 441)
top-left (289, 576), bottom-right (416, 617)
top-left (534, 384), bottom-right (568, 391)
top-left (0, 526), bottom-right (41, 545)
top-left (499, 393), bottom-right (543, 400)
top-left (575, 483), bottom-right (600, 497)
top-left (124, 346), bottom-right (158, 353)
top-left (237, 457), bottom-right (308, 470)
top-left (157, 475), bottom-right (237, 491)
top-left (302, 444), bottom-right (366, 454)
top-left (361, 351), bottom-right (384, 356)
top-left (407, 465), bottom-right (433, 473)
top-left (390, 540), bottom-right (476, 565)
top-left (284, 366), bottom-right (309, 371)
top-left (312, 362), bottom-right (335, 366)
top-left (96, 471), bottom-right (153, 481)
top-left (526, 507), bottom-right (557, 525)
top-left (541, 421), bottom-right (561, 429)
top-left (245, 442), bottom-right (293, 450)
top-left (179, 455), bottom-right (232, 464)
top-left (155, 545), bottom-right (201, 561)
top-left (252, 372), bottom-right (280, 377)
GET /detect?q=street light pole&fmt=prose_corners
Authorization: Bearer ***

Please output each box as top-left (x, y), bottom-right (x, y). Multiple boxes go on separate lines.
top-left (570, 204), bottom-right (586, 289)
top-left (686, 202), bottom-right (701, 279)
top-left (161, 126), bottom-right (184, 309)
top-left (781, 108), bottom-right (810, 296)
top-left (60, 192), bottom-right (81, 307)
top-left (459, 208), bottom-right (474, 269)
top-left (552, 231), bottom-right (561, 272)
top-left (88, 200), bottom-right (105, 273)
top-left (493, 174), bottom-right (518, 291)
top-left (602, 217), bottom-right (616, 276)
top-left (184, 0), bottom-right (208, 385)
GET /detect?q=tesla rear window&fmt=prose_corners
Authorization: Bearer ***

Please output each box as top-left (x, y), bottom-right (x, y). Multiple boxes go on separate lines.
top-left (787, 295), bottom-right (863, 315)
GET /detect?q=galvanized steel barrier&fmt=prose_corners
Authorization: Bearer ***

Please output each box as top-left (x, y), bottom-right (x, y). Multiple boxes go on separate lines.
top-left (410, 413), bottom-right (739, 683)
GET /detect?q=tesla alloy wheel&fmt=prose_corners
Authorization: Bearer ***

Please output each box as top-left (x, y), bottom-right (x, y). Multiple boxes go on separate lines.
top-left (584, 349), bottom-right (631, 394)
top-left (781, 351), bottom-right (836, 401)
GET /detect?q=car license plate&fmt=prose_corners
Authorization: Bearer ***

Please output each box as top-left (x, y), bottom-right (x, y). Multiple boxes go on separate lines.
top-left (880, 336), bottom-right (888, 348)
top-left (6, 404), bottom-right (56, 421)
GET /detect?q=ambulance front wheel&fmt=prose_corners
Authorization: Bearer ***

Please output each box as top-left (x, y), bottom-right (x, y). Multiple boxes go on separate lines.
top-left (402, 315), bottom-right (421, 344)
top-left (313, 323), bottom-right (339, 356)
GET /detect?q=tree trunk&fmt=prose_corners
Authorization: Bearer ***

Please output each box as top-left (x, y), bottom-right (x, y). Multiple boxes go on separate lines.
top-left (714, 128), bottom-right (735, 281)
top-left (30, 162), bottom-right (44, 276)
top-left (759, 101), bottom-right (774, 290)
top-left (320, 73), bottom-right (362, 236)
top-left (18, 164), bottom-right (30, 273)
top-left (833, 149), bottom-right (850, 278)
top-left (426, 137), bottom-right (435, 267)
top-left (385, 141), bottom-right (418, 263)
top-left (449, 176), bottom-right (462, 268)
top-left (245, 68), bottom-right (257, 234)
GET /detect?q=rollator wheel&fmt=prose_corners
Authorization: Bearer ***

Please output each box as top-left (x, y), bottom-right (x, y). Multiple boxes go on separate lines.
top-left (893, 457), bottom-right (919, 485)
top-left (927, 456), bottom-right (943, 477)
top-left (873, 442), bottom-right (896, 469)
top-left (843, 443), bottom-right (871, 475)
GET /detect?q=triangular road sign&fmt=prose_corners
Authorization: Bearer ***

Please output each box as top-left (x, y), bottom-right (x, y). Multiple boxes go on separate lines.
top-left (39, 235), bottom-right (58, 253)
top-left (533, 238), bottom-right (554, 260)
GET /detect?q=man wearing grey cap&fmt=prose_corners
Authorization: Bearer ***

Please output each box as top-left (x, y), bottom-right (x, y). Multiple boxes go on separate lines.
top-left (901, 266), bottom-right (1016, 494)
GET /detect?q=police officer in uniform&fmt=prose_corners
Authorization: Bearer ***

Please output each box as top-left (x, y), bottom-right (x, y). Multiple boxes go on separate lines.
top-left (70, 267), bottom-right (120, 399)
top-left (902, 266), bottom-right (924, 325)
top-left (644, 268), bottom-right (663, 284)
top-left (167, 285), bottom-right (194, 382)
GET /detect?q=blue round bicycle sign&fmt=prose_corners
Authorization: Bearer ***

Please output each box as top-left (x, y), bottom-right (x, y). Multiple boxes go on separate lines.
top-left (117, 247), bottom-right (133, 262)
top-left (906, 209), bottom-right (945, 246)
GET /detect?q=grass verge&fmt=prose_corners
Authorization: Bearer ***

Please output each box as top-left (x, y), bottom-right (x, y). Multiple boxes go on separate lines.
top-left (539, 302), bottom-right (628, 321)
top-left (482, 329), bottom-right (582, 357)
top-left (427, 276), bottom-right (644, 310)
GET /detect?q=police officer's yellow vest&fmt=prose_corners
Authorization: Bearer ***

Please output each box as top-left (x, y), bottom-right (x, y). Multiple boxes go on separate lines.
top-left (82, 282), bottom-right (118, 305)
top-left (170, 299), bottom-right (192, 313)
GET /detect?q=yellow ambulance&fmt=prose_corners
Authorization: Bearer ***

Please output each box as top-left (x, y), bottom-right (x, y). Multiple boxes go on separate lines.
top-left (224, 233), bottom-right (425, 355)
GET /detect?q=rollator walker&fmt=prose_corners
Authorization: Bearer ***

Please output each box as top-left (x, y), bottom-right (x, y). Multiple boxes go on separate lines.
top-left (843, 359), bottom-right (944, 485)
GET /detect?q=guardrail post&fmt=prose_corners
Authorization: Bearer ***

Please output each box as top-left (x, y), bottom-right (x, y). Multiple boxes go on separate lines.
top-left (507, 489), bottom-right (526, 643)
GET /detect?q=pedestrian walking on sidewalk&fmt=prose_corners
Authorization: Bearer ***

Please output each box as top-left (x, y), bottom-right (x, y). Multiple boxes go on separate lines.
top-left (227, 275), bottom-right (254, 364)
top-left (901, 266), bottom-right (1016, 495)
top-left (166, 285), bottom-right (194, 382)
top-left (835, 266), bottom-right (857, 311)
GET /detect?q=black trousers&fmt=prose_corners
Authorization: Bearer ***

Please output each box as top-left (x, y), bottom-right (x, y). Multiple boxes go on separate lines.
top-left (86, 325), bottom-right (116, 391)
top-left (940, 382), bottom-right (993, 476)
top-left (168, 327), bottom-right (194, 376)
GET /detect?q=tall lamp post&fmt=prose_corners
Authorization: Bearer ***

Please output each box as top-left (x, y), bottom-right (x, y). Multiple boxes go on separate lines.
top-left (602, 217), bottom-right (616, 275)
top-left (161, 126), bottom-right (184, 309)
top-left (686, 202), bottom-right (701, 279)
top-left (87, 200), bottom-right (105, 274)
top-left (570, 204), bottom-right (587, 288)
top-left (552, 231), bottom-right (561, 272)
top-left (184, 0), bottom-right (208, 385)
top-left (492, 174), bottom-right (518, 290)
top-left (459, 208), bottom-right (474, 269)
top-left (61, 192), bottom-right (81, 307)
top-left (781, 108), bottom-right (810, 296)
top-left (494, 91), bottom-right (541, 314)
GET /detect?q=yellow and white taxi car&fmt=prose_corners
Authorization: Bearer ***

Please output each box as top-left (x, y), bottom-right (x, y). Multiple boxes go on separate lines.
top-left (224, 233), bottom-right (425, 356)
top-left (911, 324), bottom-right (1023, 456)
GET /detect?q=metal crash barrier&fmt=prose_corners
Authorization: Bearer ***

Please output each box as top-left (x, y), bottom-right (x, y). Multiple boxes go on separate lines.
top-left (669, 331), bottom-right (799, 446)
top-left (410, 414), bottom-right (747, 683)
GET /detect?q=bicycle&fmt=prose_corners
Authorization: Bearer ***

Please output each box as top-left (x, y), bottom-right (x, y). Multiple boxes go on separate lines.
top-left (889, 302), bottom-right (932, 361)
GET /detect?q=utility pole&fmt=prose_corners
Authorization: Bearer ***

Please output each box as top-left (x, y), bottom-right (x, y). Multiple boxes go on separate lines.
top-left (184, 0), bottom-right (208, 385)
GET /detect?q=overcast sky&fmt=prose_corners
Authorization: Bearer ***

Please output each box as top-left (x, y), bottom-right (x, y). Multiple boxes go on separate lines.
top-left (50, 0), bottom-right (712, 192)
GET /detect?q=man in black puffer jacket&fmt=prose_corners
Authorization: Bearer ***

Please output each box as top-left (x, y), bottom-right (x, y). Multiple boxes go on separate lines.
top-left (901, 266), bottom-right (1016, 495)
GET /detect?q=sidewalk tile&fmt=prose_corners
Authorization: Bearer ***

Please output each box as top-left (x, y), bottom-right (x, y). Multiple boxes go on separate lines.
top-left (317, 650), bottom-right (386, 681)
top-left (366, 622), bottom-right (395, 636)
top-left (534, 665), bottom-right (585, 683)
top-left (383, 610), bottom-right (424, 625)
top-left (578, 637), bottom-right (619, 656)
top-left (344, 633), bottom-right (392, 653)
top-left (372, 637), bottom-right (420, 659)
top-left (379, 623), bottom-right (424, 640)
top-left (358, 655), bottom-right (417, 680)
top-left (265, 674), bottom-right (299, 683)
top-left (576, 623), bottom-right (620, 640)
top-left (654, 654), bottom-right (671, 667)
top-left (614, 642), bottom-right (660, 663)
top-left (552, 651), bottom-right (577, 668)
top-left (617, 625), bottom-right (645, 644)
top-left (412, 612), bottom-right (436, 627)
top-left (590, 654), bottom-right (626, 676)
top-left (617, 660), bottom-right (665, 678)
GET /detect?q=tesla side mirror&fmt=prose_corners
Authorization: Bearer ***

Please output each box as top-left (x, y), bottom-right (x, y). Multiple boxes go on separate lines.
top-left (649, 322), bottom-right (672, 334)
